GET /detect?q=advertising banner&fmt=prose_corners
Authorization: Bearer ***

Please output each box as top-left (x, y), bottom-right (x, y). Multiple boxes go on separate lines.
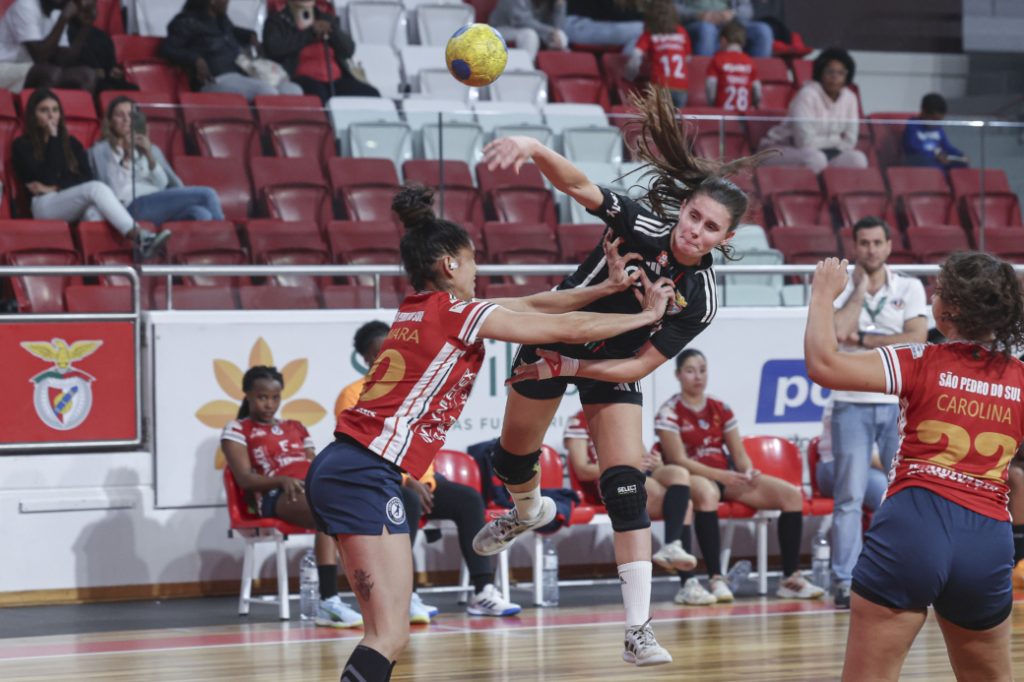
top-left (0, 321), bottom-right (138, 447)
top-left (151, 308), bottom-right (829, 508)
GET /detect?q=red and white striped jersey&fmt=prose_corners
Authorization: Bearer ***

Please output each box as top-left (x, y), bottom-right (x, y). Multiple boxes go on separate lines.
top-left (335, 291), bottom-right (498, 478)
top-left (654, 394), bottom-right (737, 470)
top-left (221, 418), bottom-right (314, 480)
top-left (879, 342), bottom-right (1024, 521)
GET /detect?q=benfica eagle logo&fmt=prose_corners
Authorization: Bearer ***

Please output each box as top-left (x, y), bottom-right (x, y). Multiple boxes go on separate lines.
top-left (20, 338), bottom-right (103, 431)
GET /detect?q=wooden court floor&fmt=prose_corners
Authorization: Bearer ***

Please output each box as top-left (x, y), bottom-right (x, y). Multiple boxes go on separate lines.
top-left (1, 598), bottom-right (1023, 681)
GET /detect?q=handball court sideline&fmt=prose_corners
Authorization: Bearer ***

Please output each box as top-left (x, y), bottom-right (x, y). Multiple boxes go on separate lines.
top-left (1, 583), bottom-right (1023, 680)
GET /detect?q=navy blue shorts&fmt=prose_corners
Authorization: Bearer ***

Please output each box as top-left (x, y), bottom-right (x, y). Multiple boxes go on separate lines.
top-left (305, 437), bottom-right (410, 537)
top-left (510, 344), bottom-right (643, 406)
top-left (852, 486), bottom-right (1013, 630)
top-left (260, 489), bottom-right (281, 518)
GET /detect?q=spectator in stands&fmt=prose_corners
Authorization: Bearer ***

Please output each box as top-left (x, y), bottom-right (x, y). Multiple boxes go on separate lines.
top-left (11, 88), bottom-right (170, 260)
top-left (758, 47), bottom-right (867, 174)
top-left (160, 0), bottom-right (304, 102)
top-left (626, 0), bottom-right (692, 108)
top-left (89, 96), bottom-right (225, 226)
top-left (490, 0), bottom-right (568, 60)
top-left (814, 400), bottom-right (887, 513)
top-left (655, 349), bottom-right (825, 602)
top-left (902, 93), bottom-right (968, 170)
top-left (262, 0), bottom-right (380, 103)
top-left (0, 0), bottom-right (98, 93)
top-left (829, 215), bottom-right (927, 609)
top-left (564, 0), bottom-right (643, 51)
top-left (222, 365), bottom-right (363, 629)
top-left (676, 0), bottom-right (772, 58)
top-left (65, 0), bottom-right (136, 93)
top-left (705, 20), bottom-right (761, 112)
top-left (336, 321), bottom-right (522, 622)
top-left (564, 410), bottom-right (706, 604)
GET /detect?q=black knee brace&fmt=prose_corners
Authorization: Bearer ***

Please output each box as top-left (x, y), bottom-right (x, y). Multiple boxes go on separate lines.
top-left (599, 466), bottom-right (650, 532)
top-left (492, 444), bottom-right (541, 485)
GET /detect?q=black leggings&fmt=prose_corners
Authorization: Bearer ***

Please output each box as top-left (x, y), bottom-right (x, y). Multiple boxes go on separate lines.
top-left (402, 475), bottom-right (494, 592)
top-left (294, 73), bottom-right (380, 103)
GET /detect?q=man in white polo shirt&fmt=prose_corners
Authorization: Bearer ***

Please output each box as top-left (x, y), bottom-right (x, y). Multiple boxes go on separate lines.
top-left (0, 0), bottom-right (95, 93)
top-left (828, 216), bottom-right (928, 609)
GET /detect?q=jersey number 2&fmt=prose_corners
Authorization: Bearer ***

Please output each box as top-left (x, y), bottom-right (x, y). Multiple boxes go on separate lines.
top-left (659, 54), bottom-right (685, 80)
top-left (917, 419), bottom-right (1017, 478)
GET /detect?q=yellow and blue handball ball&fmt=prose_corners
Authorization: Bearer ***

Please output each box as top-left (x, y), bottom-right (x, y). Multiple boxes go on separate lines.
top-left (445, 23), bottom-right (508, 87)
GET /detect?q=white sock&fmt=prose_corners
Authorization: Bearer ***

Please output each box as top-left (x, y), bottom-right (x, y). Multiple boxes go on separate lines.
top-left (510, 485), bottom-right (543, 520)
top-left (618, 560), bottom-right (652, 628)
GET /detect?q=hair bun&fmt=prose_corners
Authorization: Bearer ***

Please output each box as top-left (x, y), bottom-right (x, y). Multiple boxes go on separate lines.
top-left (392, 185), bottom-right (437, 231)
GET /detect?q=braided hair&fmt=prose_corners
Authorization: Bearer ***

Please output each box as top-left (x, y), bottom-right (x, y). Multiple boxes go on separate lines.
top-left (237, 365), bottom-right (284, 419)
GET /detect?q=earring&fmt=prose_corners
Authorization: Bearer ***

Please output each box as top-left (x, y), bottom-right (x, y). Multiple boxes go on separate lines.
top-left (449, 260), bottom-right (459, 270)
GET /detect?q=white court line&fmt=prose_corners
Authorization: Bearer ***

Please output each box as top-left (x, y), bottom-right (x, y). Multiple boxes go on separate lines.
top-left (0, 607), bottom-right (843, 663)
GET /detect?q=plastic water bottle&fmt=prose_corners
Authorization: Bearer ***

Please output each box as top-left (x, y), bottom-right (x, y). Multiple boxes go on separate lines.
top-left (299, 548), bottom-right (319, 621)
top-left (811, 530), bottom-right (831, 592)
top-left (541, 537), bottom-right (559, 606)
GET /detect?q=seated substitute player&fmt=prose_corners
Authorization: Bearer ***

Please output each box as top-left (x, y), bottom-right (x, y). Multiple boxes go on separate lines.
top-left (805, 253), bottom-right (1024, 682)
top-left (656, 349), bottom-right (824, 601)
top-left (306, 185), bottom-right (676, 682)
top-left (221, 366), bottom-right (362, 629)
top-left (564, 410), bottom-right (702, 600)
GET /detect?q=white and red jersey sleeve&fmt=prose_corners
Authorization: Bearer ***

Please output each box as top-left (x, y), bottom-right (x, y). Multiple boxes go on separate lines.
top-left (708, 51), bottom-right (758, 112)
top-left (879, 342), bottom-right (1024, 520)
top-left (336, 292), bottom-right (497, 478)
top-left (220, 418), bottom-right (313, 479)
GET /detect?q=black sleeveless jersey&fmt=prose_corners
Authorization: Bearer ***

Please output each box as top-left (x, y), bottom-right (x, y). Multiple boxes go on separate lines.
top-left (554, 187), bottom-right (718, 361)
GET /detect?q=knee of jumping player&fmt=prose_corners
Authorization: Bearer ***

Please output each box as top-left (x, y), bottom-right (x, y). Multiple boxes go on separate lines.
top-left (492, 444), bottom-right (541, 486)
top-left (600, 466), bottom-right (650, 532)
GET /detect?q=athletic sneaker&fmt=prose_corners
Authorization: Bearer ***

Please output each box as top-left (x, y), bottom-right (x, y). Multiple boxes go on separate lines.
top-left (466, 584), bottom-right (522, 617)
top-left (315, 595), bottom-right (362, 628)
top-left (622, 619), bottom-right (673, 666)
top-left (411, 592), bottom-right (439, 618)
top-left (833, 581), bottom-right (851, 609)
top-left (472, 497), bottom-right (556, 556)
top-left (726, 559), bottom-right (752, 593)
top-left (709, 576), bottom-right (734, 602)
top-left (776, 572), bottom-right (825, 600)
top-left (409, 593), bottom-right (432, 624)
top-left (652, 540), bottom-right (698, 573)
top-left (674, 577), bottom-right (716, 605)
top-left (135, 229), bottom-right (171, 261)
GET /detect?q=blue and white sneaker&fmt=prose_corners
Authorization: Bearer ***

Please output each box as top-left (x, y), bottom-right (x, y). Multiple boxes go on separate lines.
top-left (315, 595), bottom-right (362, 628)
top-left (411, 592), bottom-right (439, 619)
top-left (409, 593), bottom-right (432, 624)
top-left (466, 584), bottom-right (521, 617)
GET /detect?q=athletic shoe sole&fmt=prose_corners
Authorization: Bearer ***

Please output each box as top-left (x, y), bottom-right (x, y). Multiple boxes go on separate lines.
top-left (473, 498), bottom-right (556, 556)
top-left (622, 651), bottom-right (673, 666)
top-left (314, 617), bottom-right (362, 628)
top-left (652, 552), bottom-right (697, 573)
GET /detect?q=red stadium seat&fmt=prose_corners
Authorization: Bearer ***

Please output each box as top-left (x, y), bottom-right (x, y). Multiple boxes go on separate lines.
top-left (163, 220), bottom-right (247, 287)
top-left (112, 35), bottom-right (162, 63)
top-left (906, 225), bottom-right (970, 263)
top-left (743, 106), bottom-right (786, 152)
top-left (174, 157), bottom-right (253, 222)
top-left (770, 225), bottom-right (839, 264)
top-left (821, 167), bottom-right (897, 228)
top-left (328, 157), bottom-right (401, 225)
top-left (730, 171), bottom-right (765, 227)
top-left (790, 59), bottom-right (812, 85)
top-left (600, 53), bottom-right (641, 107)
top-left (608, 104), bottom-right (642, 158)
top-left (237, 283), bottom-right (321, 309)
top-left (256, 94), bottom-right (334, 168)
top-left (124, 62), bottom-right (189, 101)
top-left (556, 223), bottom-right (605, 263)
top-left (977, 227), bottom-right (1024, 262)
top-left (250, 157), bottom-right (332, 229)
top-left (886, 166), bottom-right (956, 228)
top-left (224, 467), bottom-right (313, 620)
top-left (151, 285), bottom-right (238, 310)
top-left (537, 51), bottom-right (610, 109)
top-left (20, 88), bottom-right (99, 145)
top-left (180, 92), bottom-right (259, 160)
top-left (98, 90), bottom-right (185, 157)
top-left (949, 169), bottom-right (1022, 232)
top-left (753, 57), bottom-right (796, 109)
top-left (326, 220), bottom-right (403, 292)
top-left (685, 56), bottom-right (711, 107)
top-left (868, 113), bottom-right (914, 169)
top-left (685, 106), bottom-right (751, 161)
top-left (0, 220), bottom-right (80, 312)
top-left (482, 222), bottom-right (560, 287)
top-left (477, 162), bottom-right (556, 226)
top-left (96, 0), bottom-right (124, 34)
top-left (322, 284), bottom-right (403, 309)
top-left (755, 166), bottom-right (827, 227)
top-left (0, 89), bottom-right (19, 213)
top-left (64, 284), bottom-right (132, 312)
top-left (480, 281), bottom-right (549, 298)
top-left (402, 160), bottom-right (484, 230)
top-left (243, 219), bottom-right (330, 288)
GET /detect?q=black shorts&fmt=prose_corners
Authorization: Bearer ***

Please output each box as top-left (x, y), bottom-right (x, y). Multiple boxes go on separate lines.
top-left (305, 437), bottom-right (410, 537)
top-left (509, 344), bottom-right (643, 406)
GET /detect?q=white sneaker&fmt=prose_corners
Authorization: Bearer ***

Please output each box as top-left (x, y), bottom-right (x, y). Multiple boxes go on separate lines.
top-left (674, 577), bottom-right (717, 605)
top-left (315, 595), bottom-right (362, 628)
top-left (652, 540), bottom-right (698, 573)
top-left (622, 619), bottom-right (672, 666)
top-left (709, 576), bottom-right (734, 602)
top-left (409, 593), bottom-right (432, 624)
top-left (466, 584), bottom-right (522, 617)
top-left (410, 592), bottom-right (439, 619)
top-left (777, 572), bottom-right (826, 600)
top-left (472, 497), bottom-right (556, 556)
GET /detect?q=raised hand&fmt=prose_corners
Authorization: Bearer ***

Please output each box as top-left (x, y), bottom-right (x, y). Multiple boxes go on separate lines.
top-left (811, 257), bottom-right (850, 302)
top-left (602, 235), bottom-right (643, 292)
top-left (483, 136), bottom-right (537, 173)
top-left (636, 270), bottom-right (675, 317)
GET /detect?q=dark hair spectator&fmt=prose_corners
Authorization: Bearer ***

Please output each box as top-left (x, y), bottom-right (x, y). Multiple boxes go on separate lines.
top-left (65, 0), bottom-right (137, 93)
top-left (902, 92), bottom-right (968, 170)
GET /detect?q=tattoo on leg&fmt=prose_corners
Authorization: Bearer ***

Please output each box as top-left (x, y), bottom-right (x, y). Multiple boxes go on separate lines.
top-left (354, 569), bottom-right (374, 601)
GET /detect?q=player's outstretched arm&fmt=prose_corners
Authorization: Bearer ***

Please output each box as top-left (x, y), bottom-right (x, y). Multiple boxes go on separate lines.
top-left (483, 136), bottom-right (603, 210)
top-left (509, 342), bottom-right (668, 386)
top-left (805, 258), bottom-right (888, 393)
top-left (479, 272), bottom-right (673, 347)
top-left (491, 236), bottom-right (637, 313)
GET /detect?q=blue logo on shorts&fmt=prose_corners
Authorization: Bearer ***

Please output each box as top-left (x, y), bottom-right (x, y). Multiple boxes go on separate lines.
top-left (386, 496), bottom-right (406, 525)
